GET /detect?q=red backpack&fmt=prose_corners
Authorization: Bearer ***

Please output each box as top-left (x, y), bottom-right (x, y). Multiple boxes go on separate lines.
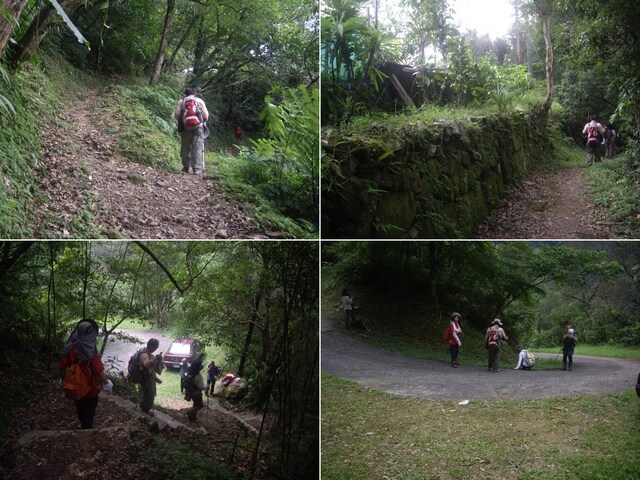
top-left (182, 97), bottom-right (203, 130)
top-left (442, 327), bottom-right (451, 342)
top-left (587, 124), bottom-right (599, 146)
top-left (62, 351), bottom-right (91, 400)
top-left (487, 329), bottom-right (500, 349)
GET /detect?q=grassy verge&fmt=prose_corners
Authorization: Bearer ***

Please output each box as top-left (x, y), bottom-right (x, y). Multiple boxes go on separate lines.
top-left (586, 157), bottom-right (640, 237)
top-left (536, 344), bottom-right (640, 359)
top-left (321, 374), bottom-right (640, 480)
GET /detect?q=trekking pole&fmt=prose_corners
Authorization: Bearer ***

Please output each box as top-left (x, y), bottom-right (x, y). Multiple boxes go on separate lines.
top-left (554, 347), bottom-right (562, 361)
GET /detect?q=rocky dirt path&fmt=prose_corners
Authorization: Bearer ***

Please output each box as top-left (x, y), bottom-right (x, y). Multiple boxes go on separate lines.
top-left (30, 87), bottom-right (266, 239)
top-left (474, 166), bottom-right (621, 239)
top-left (321, 314), bottom-right (639, 401)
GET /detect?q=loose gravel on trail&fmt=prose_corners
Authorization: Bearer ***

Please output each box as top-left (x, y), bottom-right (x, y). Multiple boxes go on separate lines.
top-left (321, 314), bottom-right (639, 401)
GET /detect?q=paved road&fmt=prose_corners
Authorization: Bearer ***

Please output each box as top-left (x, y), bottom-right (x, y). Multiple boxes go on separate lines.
top-left (100, 328), bottom-right (173, 373)
top-left (321, 313), bottom-right (639, 401)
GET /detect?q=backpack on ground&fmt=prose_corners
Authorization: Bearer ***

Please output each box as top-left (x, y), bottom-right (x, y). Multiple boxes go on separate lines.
top-left (587, 124), bottom-right (599, 146)
top-left (487, 329), bottom-right (500, 349)
top-left (525, 350), bottom-right (536, 366)
top-left (63, 358), bottom-right (91, 400)
top-left (127, 350), bottom-right (143, 384)
top-left (442, 327), bottom-right (451, 342)
top-left (181, 97), bottom-right (203, 131)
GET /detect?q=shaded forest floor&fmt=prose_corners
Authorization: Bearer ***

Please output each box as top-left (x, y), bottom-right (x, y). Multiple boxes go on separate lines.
top-left (29, 86), bottom-right (265, 239)
top-left (474, 163), bottom-right (622, 239)
top-left (0, 365), bottom-right (272, 480)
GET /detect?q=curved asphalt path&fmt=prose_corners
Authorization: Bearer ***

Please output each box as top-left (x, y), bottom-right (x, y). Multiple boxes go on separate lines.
top-left (321, 313), bottom-right (639, 401)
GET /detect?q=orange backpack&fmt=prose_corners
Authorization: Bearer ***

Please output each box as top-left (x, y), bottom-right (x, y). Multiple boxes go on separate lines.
top-left (63, 355), bottom-right (91, 400)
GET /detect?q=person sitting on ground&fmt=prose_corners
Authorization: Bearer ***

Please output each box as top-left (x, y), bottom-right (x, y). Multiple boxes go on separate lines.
top-left (562, 328), bottom-right (578, 371)
top-left (514, 345), bottom-right (535, 370)
top-left (582, 114), bottom-right (606, 165)
top-left (184, 359), bottom-right (206, 421)
top-left (342, 288), bottom-right (353, 329)
top-left (449, 312), bottom-right (463, 368)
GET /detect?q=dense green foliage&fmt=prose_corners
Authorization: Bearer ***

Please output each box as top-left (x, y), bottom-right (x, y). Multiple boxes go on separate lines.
top-left (323, 241), bottom-right (640, 347)
top-left (0, 241), bottom-right (318, 479)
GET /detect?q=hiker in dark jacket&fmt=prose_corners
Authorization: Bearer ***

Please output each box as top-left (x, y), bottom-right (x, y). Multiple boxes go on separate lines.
top-left (185, 359), bottom-right (206, 421)
top-left (59, 319), bottom-right (108, 429)
top-left (206, 360), bottom-right (222, 396)
top-left (562, 328), bottom-right (578, 371)
top-left (179, 358), bottom-right (189, 394)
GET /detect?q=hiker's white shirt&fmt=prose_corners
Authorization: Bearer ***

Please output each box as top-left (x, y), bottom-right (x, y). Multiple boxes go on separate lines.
top-left (342, 295), bottom-right (353, 311)
top-left (582, 120), bottom-right (603, 136)
top-left (514, 350), bottom-right (533, 369)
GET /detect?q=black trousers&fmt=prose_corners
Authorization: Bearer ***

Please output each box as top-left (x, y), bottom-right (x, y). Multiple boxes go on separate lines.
top-left (75, 395), bottom-right (99, 429)
top-left (450, 344), bottom-right (459, 364)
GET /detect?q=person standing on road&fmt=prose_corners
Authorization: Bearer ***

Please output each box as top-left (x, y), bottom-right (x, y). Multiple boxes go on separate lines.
top-left (449, 312), bottom-right (463, 368)
top-left (342, 288), bottom-right (353, 329)
top-left (206, 360), bottom-right (222, 396)
top-left (582, 114), bottom-right (605, 165)
top-left (59, 319), bottom-right (109, 429)
top-left (139, 338), bottom-right (161, 415)
top-left (486, 318), bottom-right (509, 372)
top-left (562, 328), bottom-right (578, 371)
top-left (174, 87), bottom-right (209, 175)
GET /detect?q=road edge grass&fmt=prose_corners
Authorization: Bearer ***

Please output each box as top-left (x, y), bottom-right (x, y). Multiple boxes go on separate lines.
top-left (321, 373), bottom-right (640, 480)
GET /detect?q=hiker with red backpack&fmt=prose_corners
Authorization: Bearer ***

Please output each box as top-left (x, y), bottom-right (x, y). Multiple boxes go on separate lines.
top-left (486, 318), bottom-right (509, 372)
top-left (582, 114), bottom-right (606, 165)
top-left (448, 312), bottom-right (463, 368)
top-left (174, 87), bottom-right (209, 175)
top-left (59, 319), bottom-right (109, 429)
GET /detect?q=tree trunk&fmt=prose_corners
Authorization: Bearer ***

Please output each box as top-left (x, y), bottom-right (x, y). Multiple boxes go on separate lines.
top-left (0, 0), bottom-right (28, 57)
top-left (149, 0), bottom-right (175, 85)
top-left (164, 13), bottom-right (198, 74)
top-left (189, 13), bottom-right (206, 86)
top-left (535, 0), bottom-right (554, 119)
top-left (513, 0), bottom-right (521, 64)
top-left (237, 294), bottom-right (261, 377)
top-left (525, 15), bottom-right (533, 75)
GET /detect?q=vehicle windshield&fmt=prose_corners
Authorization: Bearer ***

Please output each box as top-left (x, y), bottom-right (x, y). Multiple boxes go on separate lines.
top-left (168, 342), bottom-right (191, 355)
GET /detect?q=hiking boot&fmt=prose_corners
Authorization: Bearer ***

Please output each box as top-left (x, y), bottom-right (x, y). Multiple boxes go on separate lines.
top-left (451, 363), bottom-right (458, 368)
top-left (182, 167), bottom-right (190, 173)
top-left (568, 365), bottom-right (572, 371)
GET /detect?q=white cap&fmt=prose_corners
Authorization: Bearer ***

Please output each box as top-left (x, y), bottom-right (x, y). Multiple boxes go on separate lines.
top-left (102, 379), bottom-right (113, 394)
top-left (568, 328), bottom-right (575, 335)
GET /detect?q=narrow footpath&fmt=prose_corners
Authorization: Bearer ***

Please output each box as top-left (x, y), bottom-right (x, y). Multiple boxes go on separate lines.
top-left (30, 87), bottom-right (265, 239)
top-left (474, 166), bottom-right (621, 239)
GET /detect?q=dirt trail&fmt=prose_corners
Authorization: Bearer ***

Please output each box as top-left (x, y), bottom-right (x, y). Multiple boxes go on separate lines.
top-left (31, 87), bottom-right (266, 239)
top-left (474, 166), bottom-right (621, 239)
top-left (321, 314), bottom-right (639, 401)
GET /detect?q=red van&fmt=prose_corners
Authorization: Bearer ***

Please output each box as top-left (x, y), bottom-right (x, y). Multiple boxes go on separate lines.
top-left (163, 338), bottom-right (205, 369)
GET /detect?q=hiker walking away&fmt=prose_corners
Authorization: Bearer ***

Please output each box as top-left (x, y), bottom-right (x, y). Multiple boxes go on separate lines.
top-left (138, 338), bottom-right (162, 415)
top-left (582, 114), bottom-right (605, 165)
top-left (179, 358), bottom-right (189, 394)
top-left (174, 87), bottom-right (209, 175)
top-left (604, 124), bottom-right (617, 159)
top-left (59, 319), bottom-right (109, 429)
top-left (514, 345), bottom-right (535, 370)
top-left (235, 125), bottom-right (242, 144)
top-left (206, 360), bottom-right (222, 396)
top-left (342, 288), bottom-right (353, 329)
top-left (449, 312), bottom-right (463, 368)
top-left (562, 328), bottom-right (578, 371)
top-left (185, 359), bottom-right (206, 421)
top-left (486, 318), bottom-right (509, 372)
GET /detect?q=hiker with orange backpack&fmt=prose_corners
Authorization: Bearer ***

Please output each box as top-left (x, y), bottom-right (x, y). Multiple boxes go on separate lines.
top-left (174, 87), bottom-right (209, 175)
top-left (59, 319), bottom-right (108, 429)
top-left (582, 114), bottom-right (606, 165)
top-left (448, 312), bottom-right (463, 368)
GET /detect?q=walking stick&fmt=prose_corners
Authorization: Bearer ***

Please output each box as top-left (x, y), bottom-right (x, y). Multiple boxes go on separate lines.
top-left (554, 347), bottom-right (562, 361)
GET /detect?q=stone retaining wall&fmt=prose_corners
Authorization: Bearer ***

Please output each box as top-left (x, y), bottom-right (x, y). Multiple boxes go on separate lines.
top-left (322, 111), bottom-right (546, 238)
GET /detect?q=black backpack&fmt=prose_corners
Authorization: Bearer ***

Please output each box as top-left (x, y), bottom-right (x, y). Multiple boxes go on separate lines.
top-left (127, 350), bottom-right (143, 384)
